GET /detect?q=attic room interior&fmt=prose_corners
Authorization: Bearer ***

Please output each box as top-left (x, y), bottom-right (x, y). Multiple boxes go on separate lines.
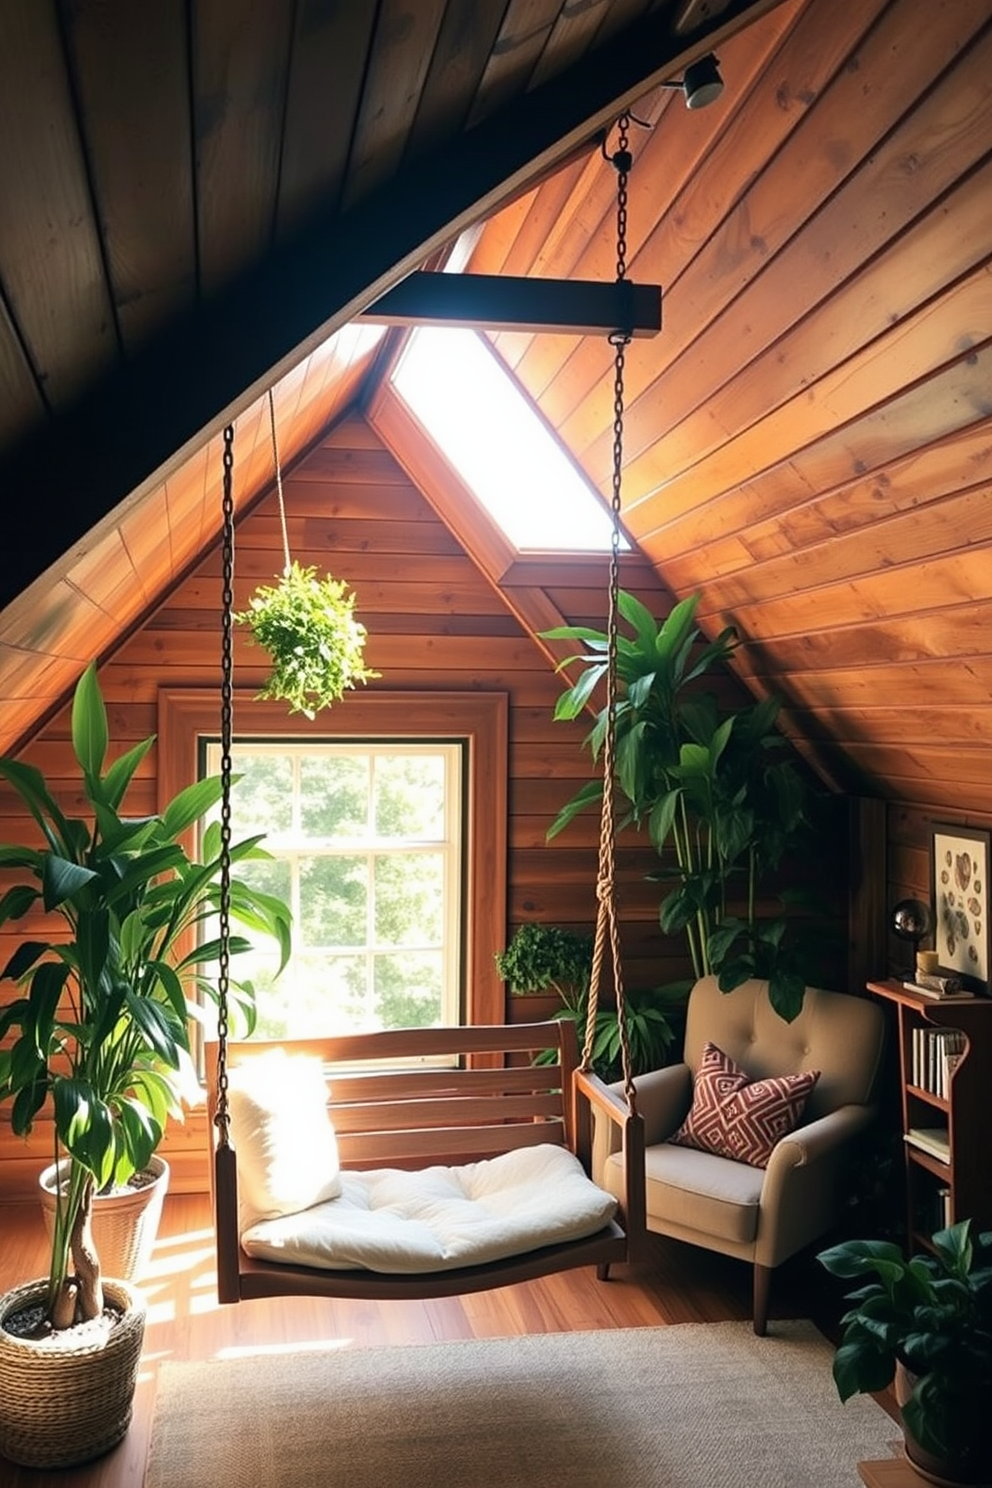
top-left (1, 0), bottom-right (991, 1483)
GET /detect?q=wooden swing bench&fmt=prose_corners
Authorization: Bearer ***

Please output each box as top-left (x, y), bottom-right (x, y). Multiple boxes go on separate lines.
top-left (205, 1018), bottom-right (644, 1304)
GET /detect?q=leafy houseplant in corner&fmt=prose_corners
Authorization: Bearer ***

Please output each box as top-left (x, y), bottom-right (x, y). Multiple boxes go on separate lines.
top-left (495, 922), bottom-right (677, 1082)
top-left (543, 591), bottom-right (820, 1022)
top-left (818, 1219), bottom-right (992, 1486)
top-left (0, 662), bottom-right (292, 1469)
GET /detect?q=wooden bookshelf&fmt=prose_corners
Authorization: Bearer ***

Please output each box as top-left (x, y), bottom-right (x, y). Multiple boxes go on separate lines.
top-left (866, 980), bottom-right (992, 1247)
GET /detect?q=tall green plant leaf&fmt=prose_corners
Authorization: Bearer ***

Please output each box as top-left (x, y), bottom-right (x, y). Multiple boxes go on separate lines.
top-left (71, 661), bottom-right (108, 780)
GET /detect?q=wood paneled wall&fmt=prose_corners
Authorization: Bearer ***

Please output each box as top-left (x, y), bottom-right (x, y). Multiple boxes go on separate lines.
top-left (0, 411), bottom-right (754, 1198)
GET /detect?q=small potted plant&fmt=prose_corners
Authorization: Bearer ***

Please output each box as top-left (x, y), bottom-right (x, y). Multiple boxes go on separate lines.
top-left (495, 923), bottom-right (676, 1081)
top-left (818, 1218), bottom-right (992, 1486)
top-left (495, 922), bottom-right (592, 1009)
top-left (0, 662), bottom-right (292, 1468)
top-left (235, 560), bottom-right (378, 719)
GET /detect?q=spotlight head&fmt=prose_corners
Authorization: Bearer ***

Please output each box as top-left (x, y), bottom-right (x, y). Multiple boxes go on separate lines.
top-left (682, 53), bottom-right (723, 109)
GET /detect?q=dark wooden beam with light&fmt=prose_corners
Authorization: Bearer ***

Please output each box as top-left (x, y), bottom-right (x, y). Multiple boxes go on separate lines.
top-left (358, 272), bottom-right (661, 337)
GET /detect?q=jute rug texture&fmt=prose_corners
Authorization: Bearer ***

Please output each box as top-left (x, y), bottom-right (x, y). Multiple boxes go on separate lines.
top-left (145, 1318), bottom-right (900, 1488)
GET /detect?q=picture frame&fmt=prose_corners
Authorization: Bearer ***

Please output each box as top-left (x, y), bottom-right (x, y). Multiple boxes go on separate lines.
top-left (930, 822), bottom-right (991, 994)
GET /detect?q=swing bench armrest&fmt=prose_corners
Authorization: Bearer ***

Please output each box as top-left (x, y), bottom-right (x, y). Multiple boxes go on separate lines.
top-left (574, 1068), bottom-right (646, 1251)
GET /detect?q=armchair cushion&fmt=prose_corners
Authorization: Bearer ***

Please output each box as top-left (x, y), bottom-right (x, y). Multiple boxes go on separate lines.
top-left (669, 1041), bottom-right (820, 1168)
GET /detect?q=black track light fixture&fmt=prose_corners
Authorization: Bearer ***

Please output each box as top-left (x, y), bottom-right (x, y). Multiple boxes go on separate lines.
top-left (663, 52), bottom-right (724, 110)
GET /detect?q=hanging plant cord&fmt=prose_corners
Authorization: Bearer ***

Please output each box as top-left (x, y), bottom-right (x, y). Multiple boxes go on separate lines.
top-left (268, 388), bottom-right (292, 577)
top-left (233, 390), bottom-right (378, 718)
top-left (582, 113), bottom-right (637, 1117)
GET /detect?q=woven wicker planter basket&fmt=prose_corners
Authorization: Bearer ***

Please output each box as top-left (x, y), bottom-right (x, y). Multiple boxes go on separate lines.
top-left (39, 1154), bottom-right (170, 1282)
top-left (0, 1277), bottom-right (146, 1469)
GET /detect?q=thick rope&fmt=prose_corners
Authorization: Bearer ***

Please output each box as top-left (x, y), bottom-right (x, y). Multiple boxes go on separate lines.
top-left (581, 115), bottom-right (637, 1115)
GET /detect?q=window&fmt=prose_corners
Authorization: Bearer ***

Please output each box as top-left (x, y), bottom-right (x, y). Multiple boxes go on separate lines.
top-left (203, 740), bottom-right (463, 1039)
top-left (158, 689), bottom-right (506, 1037)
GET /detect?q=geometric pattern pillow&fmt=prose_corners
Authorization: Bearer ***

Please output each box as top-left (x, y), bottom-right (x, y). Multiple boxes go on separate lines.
top-left (669, 1042), bottom-right (820, 1169)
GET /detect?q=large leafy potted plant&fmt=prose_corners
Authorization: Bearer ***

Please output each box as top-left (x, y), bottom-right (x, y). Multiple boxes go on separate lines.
top-left (495, 922), bottom-right (679, 1081)
top-left (818, 1219), bottom-right (992, 1486)
top-left (543, 591), bottom-right (818, 1021)
top-left (0, 662), bottom-right (291, 1468)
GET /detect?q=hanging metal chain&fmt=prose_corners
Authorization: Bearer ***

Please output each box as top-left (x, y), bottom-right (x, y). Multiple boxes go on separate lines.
top-left (267, 388), bottom-right (292, 577)
top-left (215, 422), bottom-right (236, 1147)
top-left (583, 114), bottom-right (637, 1114)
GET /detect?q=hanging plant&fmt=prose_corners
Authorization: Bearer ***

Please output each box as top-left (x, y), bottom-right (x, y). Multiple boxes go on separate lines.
top-left (236, 560), bottom-right (378, 719)
top-left (233, 389), bottom-right (378, 718)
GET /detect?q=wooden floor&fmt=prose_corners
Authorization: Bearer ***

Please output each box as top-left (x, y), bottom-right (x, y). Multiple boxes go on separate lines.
top-left (0, 1193), bottom-right (889, 1486)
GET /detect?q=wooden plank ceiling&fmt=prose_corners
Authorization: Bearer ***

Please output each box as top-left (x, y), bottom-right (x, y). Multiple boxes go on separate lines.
top-left (0, 0), bottom-right (990, 822)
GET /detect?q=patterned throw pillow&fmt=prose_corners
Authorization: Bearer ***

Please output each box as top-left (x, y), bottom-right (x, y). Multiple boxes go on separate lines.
top-left (669, 1042), bottom-right (820, 1168)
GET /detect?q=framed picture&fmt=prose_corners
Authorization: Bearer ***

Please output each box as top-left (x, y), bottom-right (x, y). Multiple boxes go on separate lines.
top-left (930, 822), bottom-right (991, 993)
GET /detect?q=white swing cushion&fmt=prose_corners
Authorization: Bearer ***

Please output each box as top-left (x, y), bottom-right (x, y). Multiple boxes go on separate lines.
top-left (238, 1143), bottom-right (618, 1273)
top-left (228, 1048), bottom-right (343, 1224)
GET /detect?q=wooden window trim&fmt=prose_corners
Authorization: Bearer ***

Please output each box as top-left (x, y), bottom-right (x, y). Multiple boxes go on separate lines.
top-left (157, 689), bottom-right (507, 1025)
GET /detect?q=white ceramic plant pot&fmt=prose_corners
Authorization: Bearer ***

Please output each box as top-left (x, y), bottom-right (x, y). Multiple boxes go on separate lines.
top-left (39, 1154), bottom-right (170, 1282)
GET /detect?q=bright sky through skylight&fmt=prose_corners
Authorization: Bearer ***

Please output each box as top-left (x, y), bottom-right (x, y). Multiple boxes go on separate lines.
top-left (391, 326), bottom-right (628, 553)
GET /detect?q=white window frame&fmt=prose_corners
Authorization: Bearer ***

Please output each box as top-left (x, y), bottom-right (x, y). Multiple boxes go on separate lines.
top-left (202, 737), bottom-right (464, 1035)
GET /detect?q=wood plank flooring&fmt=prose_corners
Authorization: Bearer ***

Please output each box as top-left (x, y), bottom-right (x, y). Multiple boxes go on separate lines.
top-left (0, 1193), bottom-right (884, 1487)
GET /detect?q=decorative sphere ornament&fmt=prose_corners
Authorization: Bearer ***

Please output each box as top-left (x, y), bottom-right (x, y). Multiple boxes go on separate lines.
top-left (891, 898), bottom-right (933, 945)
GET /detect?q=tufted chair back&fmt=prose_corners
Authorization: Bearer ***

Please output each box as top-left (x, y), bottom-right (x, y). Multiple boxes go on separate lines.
top-left (683, 975), bottom-right (885, 1123)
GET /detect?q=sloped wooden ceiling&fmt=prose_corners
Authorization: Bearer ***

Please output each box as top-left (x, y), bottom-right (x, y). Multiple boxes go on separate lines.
top-left (0, 0), bottom-right (780, 753)
top-left (0, 0), bottom-right (990, 843)
top-left (461, 0), bottom-right (992, 812)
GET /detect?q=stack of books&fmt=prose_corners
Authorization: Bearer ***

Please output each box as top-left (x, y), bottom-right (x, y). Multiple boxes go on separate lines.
top-left (904, 1127), bottom-right (951, 1163)
top-left (902, 969), bottom-right (973, 1000)
top-left (910, 1025), bottom-right (966, 1098)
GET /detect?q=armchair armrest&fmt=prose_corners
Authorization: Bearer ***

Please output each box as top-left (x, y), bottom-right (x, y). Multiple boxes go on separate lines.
top-left (630, 1064), bottom-right (693, 1146)
top-left (755, 1103), bottom-right (877, 1267)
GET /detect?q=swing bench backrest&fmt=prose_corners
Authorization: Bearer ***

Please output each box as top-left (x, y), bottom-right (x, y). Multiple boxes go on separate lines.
top-left (205, 1019), bottom-right (640, 1303)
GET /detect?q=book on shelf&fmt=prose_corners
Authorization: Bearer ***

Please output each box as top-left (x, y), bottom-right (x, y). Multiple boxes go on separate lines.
top-left (904, 1127), bottom-right (951, 1162)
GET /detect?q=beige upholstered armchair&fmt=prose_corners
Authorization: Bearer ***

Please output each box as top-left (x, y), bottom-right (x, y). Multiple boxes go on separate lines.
top-left (593, 975), bottom-right (886, 1334)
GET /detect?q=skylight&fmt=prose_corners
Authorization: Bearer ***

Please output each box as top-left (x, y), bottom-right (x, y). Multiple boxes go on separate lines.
top-left (390, 326), bottom-right (628, 553)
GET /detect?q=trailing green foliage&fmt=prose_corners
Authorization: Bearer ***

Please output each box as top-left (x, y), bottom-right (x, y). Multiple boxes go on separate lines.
top-left (236, 560), bottom-right (379, 719)
top-left (543, 592), bottom-right (818, 1021)
top-left (819, 1220), bottom-right (992, 1470)
top-left (0, 662), bottom-right (293, 1329)
top-left (495, 922), bottom-right (681, 1081)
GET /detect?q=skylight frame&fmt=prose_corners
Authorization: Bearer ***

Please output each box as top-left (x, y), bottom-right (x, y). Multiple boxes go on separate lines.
top-left (389, 325), bottom-right (630, 557)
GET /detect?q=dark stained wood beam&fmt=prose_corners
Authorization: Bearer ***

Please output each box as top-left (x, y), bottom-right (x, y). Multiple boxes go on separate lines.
top-left (0, 0), bottom-right (784, 613)
top-left (358, 272), bottom-right (662, 337)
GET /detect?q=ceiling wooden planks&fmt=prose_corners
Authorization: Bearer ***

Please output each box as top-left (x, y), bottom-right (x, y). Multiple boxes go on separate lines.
top-left (62, 0), bottom-right (196, 350)
top-left (0, 1), bottom-right (116, 406)
top-left (192, 0), bottom-right (295, 295)
top-left (0, 0), bottom-right (990, 836)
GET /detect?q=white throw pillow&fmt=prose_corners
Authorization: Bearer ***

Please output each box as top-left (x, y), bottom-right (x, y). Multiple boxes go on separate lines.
top-left (227, 1048), bottom-right (342, 1224)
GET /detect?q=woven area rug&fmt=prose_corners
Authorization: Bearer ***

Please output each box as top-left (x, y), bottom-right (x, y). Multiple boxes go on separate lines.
top-left (145, 1319), bottom-right (901, 1488)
